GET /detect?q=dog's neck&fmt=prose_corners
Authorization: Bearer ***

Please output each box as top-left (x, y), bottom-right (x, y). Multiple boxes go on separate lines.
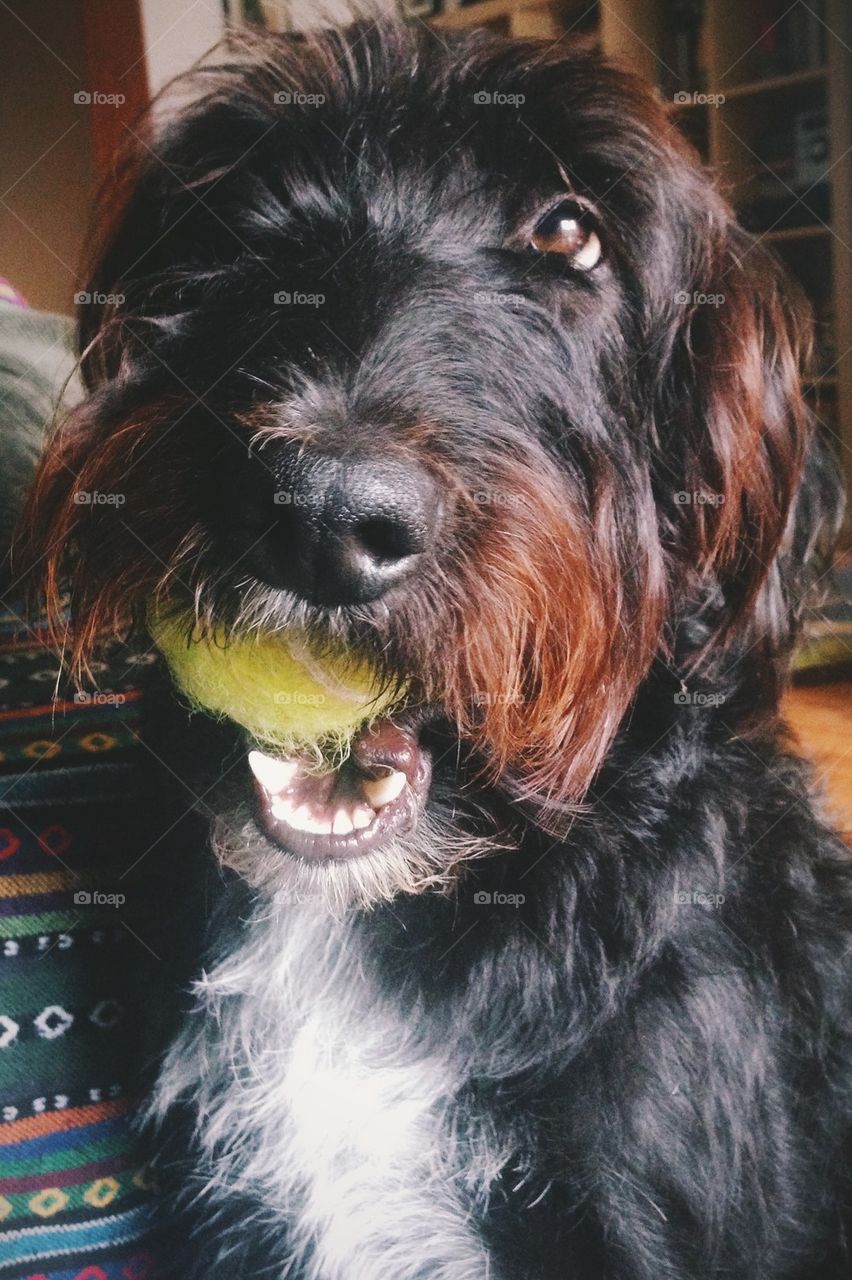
top-left (153, 901), bottom-right (506, 1280)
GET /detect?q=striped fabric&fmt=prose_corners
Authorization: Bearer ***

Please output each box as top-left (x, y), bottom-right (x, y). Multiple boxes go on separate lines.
top-left (0, 601), bottom-right (163, 1279)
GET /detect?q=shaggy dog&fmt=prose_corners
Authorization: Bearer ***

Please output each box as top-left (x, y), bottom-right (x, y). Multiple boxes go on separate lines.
top-left (18, 19), bottom-right (852, 1280)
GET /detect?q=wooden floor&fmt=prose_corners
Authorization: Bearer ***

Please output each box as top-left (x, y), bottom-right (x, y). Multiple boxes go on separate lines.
top-left (785, 681), bottom-right (852, 842)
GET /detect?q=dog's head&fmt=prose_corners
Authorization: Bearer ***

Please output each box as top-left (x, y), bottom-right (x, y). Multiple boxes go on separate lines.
top-left (18, 21), bottom-right (841, 909)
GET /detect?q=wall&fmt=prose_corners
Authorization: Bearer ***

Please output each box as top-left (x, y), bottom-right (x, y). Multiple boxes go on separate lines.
top-left (139, 0), bottom-right (226, 93)
top-left (257, 0), bottom-right (395, 30)
top-left (0, 0), bottom-right (96, 314)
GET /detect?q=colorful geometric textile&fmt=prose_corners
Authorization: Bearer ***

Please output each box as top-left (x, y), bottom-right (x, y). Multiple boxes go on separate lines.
top-left (0, 602), bottom-right (165, 1278)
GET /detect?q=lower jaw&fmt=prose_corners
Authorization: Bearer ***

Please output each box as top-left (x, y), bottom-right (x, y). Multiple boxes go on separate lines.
top-left (253, 775), bottom-right (427, 861)
top-left (249, 716), bottom-right (433, 862)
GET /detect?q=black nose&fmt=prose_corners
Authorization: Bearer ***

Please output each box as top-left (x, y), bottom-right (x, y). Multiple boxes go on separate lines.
top-left (236, 450), bottom-right (441, 606)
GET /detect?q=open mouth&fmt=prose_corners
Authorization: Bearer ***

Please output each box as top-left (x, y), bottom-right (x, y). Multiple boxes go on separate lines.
top-left (247, 716), bottom-right (432, 861)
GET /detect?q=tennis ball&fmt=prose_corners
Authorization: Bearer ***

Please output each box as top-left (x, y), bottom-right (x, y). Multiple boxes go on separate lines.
top-left (148, 607), bottom-right (399, 754)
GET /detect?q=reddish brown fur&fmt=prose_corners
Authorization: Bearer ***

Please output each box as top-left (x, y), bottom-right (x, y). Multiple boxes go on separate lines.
top-left (18, 397), bottom-right (205, 672)
top-left (14, 20), bottom-right (816, 822)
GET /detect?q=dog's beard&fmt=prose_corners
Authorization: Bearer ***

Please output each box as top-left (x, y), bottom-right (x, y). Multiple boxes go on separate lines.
top-left (208, 781), bottom-right (509, 915)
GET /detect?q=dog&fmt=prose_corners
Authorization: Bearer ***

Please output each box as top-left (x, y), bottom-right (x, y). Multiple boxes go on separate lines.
top-left (17, 18), bottom-right (852, 1280)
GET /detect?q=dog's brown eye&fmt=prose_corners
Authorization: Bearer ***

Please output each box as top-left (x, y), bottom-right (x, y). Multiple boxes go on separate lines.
top-left (530, 201), bottom-right (602, 270)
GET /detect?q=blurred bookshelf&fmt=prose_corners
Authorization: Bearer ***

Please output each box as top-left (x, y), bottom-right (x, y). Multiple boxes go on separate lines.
top-left (411, 0), bottom-right (852, 535)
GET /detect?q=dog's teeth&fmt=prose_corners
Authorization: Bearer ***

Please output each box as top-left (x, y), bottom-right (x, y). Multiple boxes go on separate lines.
top-left (298, 807), bottom-right (327, 834)
top-left (248, 750), bottom-right (298, 795)
top-left (290, 807), bottom-right (333, 836)
top-left (352, 805), bottom-right (375, 831)
top-left (332, 809), bottom-right (355, 836)
top-left (283, 803), bottom-right (315, 832)
top-left (361, 770), bottom-right (407, 809)
top-left (270, 795), bottom-right (297, 822)
top-left (307, 814), bottom-right (333, 835)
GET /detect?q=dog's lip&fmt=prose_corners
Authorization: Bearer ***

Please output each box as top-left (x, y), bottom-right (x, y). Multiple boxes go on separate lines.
top-left (248, 717), bottom-right (432, 862)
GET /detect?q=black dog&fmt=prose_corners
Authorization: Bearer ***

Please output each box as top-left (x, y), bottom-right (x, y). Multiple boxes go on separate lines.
top-left (19, 19), bottom-right (852, 1279)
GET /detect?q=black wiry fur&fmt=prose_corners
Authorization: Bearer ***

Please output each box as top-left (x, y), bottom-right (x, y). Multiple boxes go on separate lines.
top-left (18, 19), bottom-right (852, 1280)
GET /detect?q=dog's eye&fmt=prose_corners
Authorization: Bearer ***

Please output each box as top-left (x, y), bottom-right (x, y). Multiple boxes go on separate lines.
top-left (530, 201), bottom-right (602, 270)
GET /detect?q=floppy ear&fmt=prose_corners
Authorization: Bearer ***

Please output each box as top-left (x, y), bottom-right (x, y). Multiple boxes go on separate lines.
top-left (14, 130), bottom-right (217, 671)
top-left (14, 46), bottom-right (282, 671)
top-left (655, 206), bottom-right (843, 669)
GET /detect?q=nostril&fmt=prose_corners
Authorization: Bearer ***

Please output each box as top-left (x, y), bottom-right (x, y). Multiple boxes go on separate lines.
top-left (353, 516), bottom-right (420, 564)
top-left (229, 444), bottom-right (440, 605)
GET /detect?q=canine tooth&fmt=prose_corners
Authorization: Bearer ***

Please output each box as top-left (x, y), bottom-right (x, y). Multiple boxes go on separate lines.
top-left (248, 750), bottom-right (298, 795)
top-left (332, 809), bottom-right (355, 836)
top-left (361, 770), bottom-right (407, 809)
top-left (352, 806), bottom-right (375, 831)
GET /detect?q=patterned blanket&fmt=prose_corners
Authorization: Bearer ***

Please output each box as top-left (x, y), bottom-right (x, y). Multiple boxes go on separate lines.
top-left (0, 603), bottom-right (164, 1279)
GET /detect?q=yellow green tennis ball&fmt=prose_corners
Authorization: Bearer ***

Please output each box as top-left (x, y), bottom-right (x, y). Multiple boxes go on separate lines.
top-left (148, 608), bottom-right (398, 752)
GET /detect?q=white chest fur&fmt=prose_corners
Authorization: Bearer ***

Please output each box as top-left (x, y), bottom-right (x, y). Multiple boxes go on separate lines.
top-left (154, 906), bottom-right (499, 1280)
